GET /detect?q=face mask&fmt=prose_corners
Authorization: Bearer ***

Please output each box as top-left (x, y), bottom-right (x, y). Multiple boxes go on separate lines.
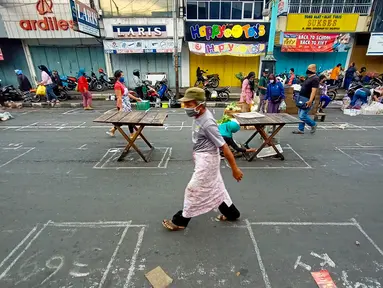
top-left (306, 70), bottom-right (315, 75)
top-left (119, 77), bottom-right (125, 83)
top-left (185, 103), bottom-right (203, 117)
top-left (269, 80), bottom-right (274, 83)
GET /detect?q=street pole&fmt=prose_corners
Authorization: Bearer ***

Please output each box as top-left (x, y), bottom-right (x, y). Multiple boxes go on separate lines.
top-left (261, 0), bottom-right (279, 74)
top-left (173, 0), bottom-right (180, 98)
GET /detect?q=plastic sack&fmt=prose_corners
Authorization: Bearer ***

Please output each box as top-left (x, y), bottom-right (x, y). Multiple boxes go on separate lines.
top-left (36, 85), bottom-right (46, 96)
top-left (253, 95), bottom-right (260, 106)
top-left (279, 100), bottom-right (287, 111)
top-left (342, 96), bottom-right (351, 111)
top-left (251, 104), bottom-right (259, 112)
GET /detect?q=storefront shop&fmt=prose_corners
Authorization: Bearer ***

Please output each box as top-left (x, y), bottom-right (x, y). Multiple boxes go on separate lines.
top-left (350, 1), bottom-right (383, 73)
top-left (103, 20), bottom-right (183, 88)
top-left (0, 0), bottom-right (103, 82)
top-left (276, 13), bottom-right (358, 75)
top-left (184, 21), bottom-right (270, 87)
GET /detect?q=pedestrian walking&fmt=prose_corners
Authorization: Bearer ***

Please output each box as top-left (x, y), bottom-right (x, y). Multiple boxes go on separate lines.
top-left (77, 69), bottom-right (93, 110)
top-left (240, 72), bottom-right (255, 112)
top-left (15, 69), bottom-right (32, 92)
top-left (107, 70), bottom-right (141, 138)
top-left (293, 64), bottom-right (319, 135)
top-left (162, 87), bottom-right (243, 231)
top-left (258, 69), bottom-right (269, 113)
top-left (318, 75), bottom-right (331, 112)
top-left (132, 69), bottom-right (144, 99)
top-left (344, 62), bottom-right (356, 90)
top-left (287, 68), bottom-right (296, 85)
top-left (266, 73), bottom-right (284, 113)
top-left (329, 63), bottom-right (342, 86)
top-left (38, 65), bottom-right (58, 104)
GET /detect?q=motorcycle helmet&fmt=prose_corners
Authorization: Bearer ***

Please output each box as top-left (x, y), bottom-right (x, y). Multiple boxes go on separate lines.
top-left (98, 68), bottom-right (104, 73)
top-left (133, 69), bottom-right (140, 77)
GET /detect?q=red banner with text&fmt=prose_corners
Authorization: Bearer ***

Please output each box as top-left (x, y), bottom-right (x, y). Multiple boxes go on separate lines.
top-left (282, 33), bottom-right (351, 52)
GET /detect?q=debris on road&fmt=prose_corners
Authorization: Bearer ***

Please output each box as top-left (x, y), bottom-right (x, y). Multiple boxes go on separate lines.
top-left (311, 270), bottom-right (337, 288)
top-left (355, 241), bottom-right (360, 246)
top-left (145, 266), bottom-right (173, 288)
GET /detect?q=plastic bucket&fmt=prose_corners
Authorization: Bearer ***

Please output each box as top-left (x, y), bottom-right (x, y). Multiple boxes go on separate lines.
top-left (162, 103), bottom-right (169, 108)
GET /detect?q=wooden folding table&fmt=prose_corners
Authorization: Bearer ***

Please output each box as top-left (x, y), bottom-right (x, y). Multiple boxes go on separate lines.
top-left (94, 110), bottom-right (168, 162)
top-left (234, 113), bottom-right (301, 161)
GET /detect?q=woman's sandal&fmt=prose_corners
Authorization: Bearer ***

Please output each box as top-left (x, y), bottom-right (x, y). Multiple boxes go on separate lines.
top-left (215, 215), bottom-right (228, 222)
top-left (162, 219), bottom-right (185, 231)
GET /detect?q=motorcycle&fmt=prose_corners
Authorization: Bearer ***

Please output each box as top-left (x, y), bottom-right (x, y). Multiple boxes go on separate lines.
top-left (98, 68), bottom-right (115, 90)
top-left (25, 86), bottom-right (69, 102)
top-left (0, 80), bottom-right (23, 102)
top-left (203, 86), bottom-right (230, 102)
top-left (154, 77), bottom-right (174, 101)
top-left (88, 70), bottom-right (103, 91)
top-left (60, 75), bottom-right (77, 90)
top-left (195, 69), bottom-right (220, 88)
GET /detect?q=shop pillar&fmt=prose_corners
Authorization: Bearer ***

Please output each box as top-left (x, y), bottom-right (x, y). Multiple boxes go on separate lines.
top-left (261, 0), bottom-right (279, 75)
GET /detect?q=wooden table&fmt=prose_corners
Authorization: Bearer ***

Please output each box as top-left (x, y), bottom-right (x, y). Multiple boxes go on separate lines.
top-left (94, 110), bottom-right (167, 162)
top-left (234, 113), bottom-right (301, 161)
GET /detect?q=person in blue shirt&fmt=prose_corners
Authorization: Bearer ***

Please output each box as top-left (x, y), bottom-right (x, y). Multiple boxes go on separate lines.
top-left (349, 87), bottom-right (371, 107)
top-left (266, 74), bottom-right (285, 113)
top-left (218, 120), bottom-right (256, 154)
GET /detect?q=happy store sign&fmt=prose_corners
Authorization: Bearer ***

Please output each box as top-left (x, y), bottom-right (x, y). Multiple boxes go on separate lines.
top-left (185, 22), bottom-right (270, 42)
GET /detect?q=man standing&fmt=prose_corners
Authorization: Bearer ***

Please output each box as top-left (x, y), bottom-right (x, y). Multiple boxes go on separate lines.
top-left (162, 87), bottom-right (243, 231)
top-left (258, 69), bottom-right (269, 113)
top-left (293, 64), bottom-right (319, 135)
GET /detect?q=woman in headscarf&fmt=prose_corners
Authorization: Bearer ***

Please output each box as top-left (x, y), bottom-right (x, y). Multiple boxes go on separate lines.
top-left (218, 120), bottom-right (256, 154)
top-left (38, 65), bottom-right (58, 104)
top-left (106, 70), bottom-right (142, 138)
top-left (77, 68), bottom-right (93, 110)
top-left (240, 72), bottom-right (255, 112)
top-left (15, 70), bottom-right (32, 92)
top-left (265, 73), bottom-right (285, 113)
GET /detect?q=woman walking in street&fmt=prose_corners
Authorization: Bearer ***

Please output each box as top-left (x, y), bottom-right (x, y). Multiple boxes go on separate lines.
top-left (240, 72), bottom-right (255, 112)
top-left (266, 74), bottom-right (284, 113)
top-left (38, 65), bottom-right (58, 104)
top-left (77, 68), bottom-right (93, 110)
top-left (107, 70), bottom-right (141, 138)
top-left (344, 62), bottom-right (356, 90)
top-left (162, 87), bottom-right (243, 231)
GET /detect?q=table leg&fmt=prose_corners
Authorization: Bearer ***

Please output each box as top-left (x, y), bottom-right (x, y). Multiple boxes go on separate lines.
top-left (243, 125), bottom-right (263, 148)
top-left (116, 126), bottom-right (149, 162)
top-left (133, 125), bottom-right (153, 149)
top-left (248, 124), bottom-right (285, 161)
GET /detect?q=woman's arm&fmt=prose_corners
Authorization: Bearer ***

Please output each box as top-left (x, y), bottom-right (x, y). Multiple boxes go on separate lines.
top-left (128, 93), bottom-right (141, 102)
top-left (265, 84), bottom-right (271, 100)
top-left (241, 79), bottom-right (248, 94)
top-left (222, 144), bottom-right (243, 182)
top-left (115, 89), bottom-right (122, 109)
top-left (279, 82), bottom-right (285, 99)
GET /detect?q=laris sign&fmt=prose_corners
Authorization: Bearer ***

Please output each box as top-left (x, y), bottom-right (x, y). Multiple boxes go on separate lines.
top-left (185, 22), bottom-right (269, 42)
top-left (20, 0), bottom-right (74, 31)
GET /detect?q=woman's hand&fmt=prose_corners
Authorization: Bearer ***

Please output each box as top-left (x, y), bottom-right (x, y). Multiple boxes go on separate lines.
top-left (246, 148), bottom-right (256, 153)
top-left (232, 167), bottom-right (243, 182)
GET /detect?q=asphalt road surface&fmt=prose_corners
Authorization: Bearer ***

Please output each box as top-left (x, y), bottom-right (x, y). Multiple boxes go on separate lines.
top-left (0, 106), bottom-right (382, 288)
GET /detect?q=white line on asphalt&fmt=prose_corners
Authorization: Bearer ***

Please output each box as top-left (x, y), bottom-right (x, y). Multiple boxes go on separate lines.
top-left (0, 220), bottom-right (51, 280)
top-left (76, 144), bottom-right (88, 150)
top-left (335, 147), bottom-right (364, 166)
top-left (249, 221), bottom-right (356, 226)
top-left (351, 218), bottom-right (383, 257)
top-left (98, 222), bottom-right (131, 288)
top-left (0, 226), bottom-right (37, 270)
top-left (0, 147), bottom-right (35, 168)
top-left (62, 108), bottom-right (81, 115)
top-left (246, 219), bottom-right (271, 288)
top-left (15, 122), bottom-right (38, 131)
top-left (286, 144), bottom-right (312, 169)
top-left (124, 226), bottom-right (146, 288)
top-left (93, 149), bottom-right (111, 168)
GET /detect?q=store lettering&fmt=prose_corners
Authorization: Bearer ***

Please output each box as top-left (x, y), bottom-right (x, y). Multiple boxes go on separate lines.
top-left (307, 19), bottom-right (338, 28)
top-left (20, 17), bottom-right (74, 31)
top-left (190, 23), bottom-right (266, 40)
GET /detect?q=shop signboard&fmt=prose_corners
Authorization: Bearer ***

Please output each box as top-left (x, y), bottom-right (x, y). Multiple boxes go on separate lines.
top-left (367, 33), bottom-right (383, 55)
top-left (282, 33), bottom-right (351, 52)
top-left (184, 22), bottom-right (269, 42)
top-left (112, 25), bottom-right (167, 38)
top-left (286, 14), bottom-right (359, 32)
top-left (103, 39), bottom-right (181, 54)
top-left (278, 0), bottom-right (289, 16)
top-left (188, 42), bottom-right (266, 57)
top-left (70, 0), bottom-right (100, 37)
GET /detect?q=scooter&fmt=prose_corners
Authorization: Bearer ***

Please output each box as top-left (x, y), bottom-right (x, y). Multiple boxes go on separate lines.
top-left (60, 75), bottom-right (77, 90)
top-left (89, 70), bottom-right (103, 91)
top-left (0, 80), bottom-right (23, 102)
top-left (98, 68), bottom-right (115, 90)
top-left (25, 86), bottom-right (69, 102)
top-left (203, 86), bottom-right (230, 102)
top-left (195, 69), bottom-right (220, 88)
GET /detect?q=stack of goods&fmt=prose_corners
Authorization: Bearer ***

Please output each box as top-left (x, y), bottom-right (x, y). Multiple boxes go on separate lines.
top-left (223, 102), bottom-right (241, 118)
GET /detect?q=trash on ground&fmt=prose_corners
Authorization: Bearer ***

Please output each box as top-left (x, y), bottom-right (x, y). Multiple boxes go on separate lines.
top-left (0, 111), bottom-right (13, 121)
top-left (311, 270), bottom-right (337, 288)
top-left (355, 241), bottom-right (360, 246)
top-left (257, 144), bottom-right (283, 158)
top-left (145, 266), bottom-right (173, 288)
top-left (338, 123), bottom-right (349, 130)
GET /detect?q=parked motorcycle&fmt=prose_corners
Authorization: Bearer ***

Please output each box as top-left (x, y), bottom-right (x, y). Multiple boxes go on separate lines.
top-left (0, 80), bottom-right (23, 102)
top-left (89, 70), bottom-right (103, 91)
top-left (195, 69), bottom-right (220, 88)
top-left (60, 75), bottom-right (77, 90)
top-left (204, 86), bottom-right (230, 102)
top-left (154, 77), bottom-right (174, 101)
top-left (98, 68), bottom-right (115, 90)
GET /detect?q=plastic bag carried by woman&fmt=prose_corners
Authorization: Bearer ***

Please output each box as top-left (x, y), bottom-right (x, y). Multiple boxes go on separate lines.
top-left (36, 85), bottom-right (46, 96)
